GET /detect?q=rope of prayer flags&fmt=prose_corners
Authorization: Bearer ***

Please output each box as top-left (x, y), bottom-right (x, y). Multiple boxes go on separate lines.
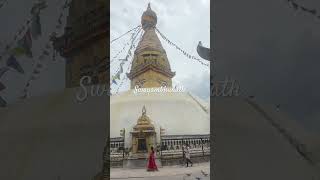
top-left (113, 30), bottom-right (144, 94)
top-left (19, 53), bottom-right (48, 99)
top-left (30, 0), bottom-right (47, 39)
top-left (19, 0), bottom-right (70, 100)
top-left (155, 28), bottom-right (209, 67)
top-left (0, 66), bottom-right (9, 78)
top-left (111, 28), bottom-right (142, 85)
top-left (115, 59), bottom-right (133, 94)
top-left (0, 1), bottom-right (47, 61)
top-left (0, 0), bottom-right (8, 10)
top-left (0, 21), bottom-right (32, 60)
top-left (111, 29), bottom-right (141, 84)
top-left (0, 95), bottom-right (6, 107)
top-left (11, 28), bottom-right (33, 58)
top-left (110, 25), bottom-right (141, 44)
top-left (287, 0), bottom-right (320, 19)
top-left (110, 26), bottom-right (141, 64)
top-left (0, 81), bottom-right (5, 91)
top-left (6, 55), bottom-right (24, 74)
top-left (110, 27), bottom-right (137, 63)
top-left (111, 78), bottom-right (117, 85)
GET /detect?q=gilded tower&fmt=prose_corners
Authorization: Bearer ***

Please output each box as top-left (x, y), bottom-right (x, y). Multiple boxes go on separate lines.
top-left (53, 0), bottom-right (109, 88)
top-left (127, 3), bottom-right (175, 89)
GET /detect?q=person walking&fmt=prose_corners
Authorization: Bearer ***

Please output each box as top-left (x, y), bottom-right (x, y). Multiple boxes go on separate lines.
top-left (185, 145), bottom-right (193, 167)
top-left (147, 146), bottom-right (158, 171)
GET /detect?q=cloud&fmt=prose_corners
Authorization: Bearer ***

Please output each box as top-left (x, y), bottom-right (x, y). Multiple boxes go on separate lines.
top-left (179, 70), bottom-right (210, 101)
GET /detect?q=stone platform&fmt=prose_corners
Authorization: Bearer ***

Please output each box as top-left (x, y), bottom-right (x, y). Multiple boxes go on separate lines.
top-left (110, 162), bottom-right (210, 179)
top-left (123, 158), bottom-right (162, 169)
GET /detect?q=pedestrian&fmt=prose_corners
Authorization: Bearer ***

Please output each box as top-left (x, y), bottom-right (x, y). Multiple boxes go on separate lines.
top-left (147, 146), bottom-right (158, 171)
top-left (185, 145), bottom-right (193, 167)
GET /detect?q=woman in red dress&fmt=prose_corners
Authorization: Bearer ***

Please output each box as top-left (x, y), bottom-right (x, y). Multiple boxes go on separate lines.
top-left (147, 146), bottom-right (158, 171)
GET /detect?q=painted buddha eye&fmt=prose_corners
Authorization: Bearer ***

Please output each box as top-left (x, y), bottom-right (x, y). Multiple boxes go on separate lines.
top-left (136, 79), bottom-right (146, 88)
top-left (157, 79), bottom-right (167, 87)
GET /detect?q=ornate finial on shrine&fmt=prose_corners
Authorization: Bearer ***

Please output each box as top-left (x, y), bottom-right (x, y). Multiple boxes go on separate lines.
top-left (142, 105), bottom-right (146, 115)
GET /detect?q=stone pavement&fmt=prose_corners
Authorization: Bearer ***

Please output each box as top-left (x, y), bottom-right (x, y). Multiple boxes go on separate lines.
top-left (110, 162), bottom-right (210, 179)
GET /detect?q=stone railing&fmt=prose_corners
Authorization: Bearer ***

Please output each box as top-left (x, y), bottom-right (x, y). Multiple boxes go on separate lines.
top-left (160, 134), bottom-right (210, 159)
top-left (109, 135), bottom-right (210, 167)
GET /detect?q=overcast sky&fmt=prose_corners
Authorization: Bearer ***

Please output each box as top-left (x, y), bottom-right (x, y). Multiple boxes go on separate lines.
top-left (0, 0), bottom-right (210, 104)
top-left (215, 0), bottom-right (320, 133)
top-left (110, 0), bottom-right (210, 100)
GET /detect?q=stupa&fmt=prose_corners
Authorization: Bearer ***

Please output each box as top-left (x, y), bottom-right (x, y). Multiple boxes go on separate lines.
top-left (110, 3), bottom-right (210, 168)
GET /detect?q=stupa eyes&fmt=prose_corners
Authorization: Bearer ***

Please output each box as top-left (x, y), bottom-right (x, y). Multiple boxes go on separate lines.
top-left (136, 79), bottom-right (146, 88)
top-left (157, 79), bottom-right (167, 87)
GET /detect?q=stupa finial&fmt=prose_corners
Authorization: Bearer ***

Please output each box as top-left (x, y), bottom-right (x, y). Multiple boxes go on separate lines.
top-left (142, 105), bottom-right (146, 115)
top-left (141, 2), bottom-right (157, 30)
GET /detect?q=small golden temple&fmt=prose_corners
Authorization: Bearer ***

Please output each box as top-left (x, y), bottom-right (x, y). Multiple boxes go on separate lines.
top-left (131, 105), bottom-right (156, 154)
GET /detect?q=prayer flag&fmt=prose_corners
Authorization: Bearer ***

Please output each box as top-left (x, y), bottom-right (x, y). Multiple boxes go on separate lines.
top-left (0, 95), bottom-right (6, 107)
top-left (31, 14), bottom-right (42, 39)
top-left (0, 67), bottom-right (9, 78)
top-left (6, 55), bottom-right (24, 74)
top-left (12, 29), bottom-right (33, 57)
top-left (0, 81), bottom-right (5, 91)
top-left (115, 72), bottom-right (120, 80)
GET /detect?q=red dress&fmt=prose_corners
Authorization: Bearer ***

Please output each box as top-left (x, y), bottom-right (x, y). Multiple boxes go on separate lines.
top-left (147, 150), bottom-right (158, 171)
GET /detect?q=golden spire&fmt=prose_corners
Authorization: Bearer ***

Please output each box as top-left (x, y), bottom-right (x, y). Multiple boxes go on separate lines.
top-left (127, 3), bottom-right (175, 89)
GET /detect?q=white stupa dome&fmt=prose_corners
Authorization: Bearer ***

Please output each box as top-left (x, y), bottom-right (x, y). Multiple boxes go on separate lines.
top-left (110, 89), bottom-right (210, 147)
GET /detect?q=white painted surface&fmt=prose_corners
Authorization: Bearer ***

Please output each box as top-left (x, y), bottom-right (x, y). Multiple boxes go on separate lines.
top-left (110, 90), bottom-right (210, 147)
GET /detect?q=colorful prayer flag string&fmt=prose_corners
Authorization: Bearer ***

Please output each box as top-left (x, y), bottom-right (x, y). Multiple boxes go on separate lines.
top-left (19, 0), bottom-right (70, 100)
top-left (0, 95), bottom-right (6, 107)
top-left (111, 27), bottom-right (142, 86)
top-left (115, 59), bottom-right (133, 94)
top-left (155, 27), bottom-right (209, 67)
top-left (287, 0), bottom-right (320, 20)
top-left (110, 25), bottom-right (141, 44)
top-left (0, 66), bottom-right (9, 78)
top-left (0, 81), bottom-right (5, 91)
top-left (0, 1), bottom-right (47, 61)
top-left (110, 26), bottom-right (141, 64)
top-left (0, 0), bottom-right (8, 10)
top-left (112, 29), bottom-right (144, 94)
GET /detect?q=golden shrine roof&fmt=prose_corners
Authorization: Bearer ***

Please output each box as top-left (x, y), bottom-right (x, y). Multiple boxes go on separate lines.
top-left (134, 106), bottom-right (155, 130)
